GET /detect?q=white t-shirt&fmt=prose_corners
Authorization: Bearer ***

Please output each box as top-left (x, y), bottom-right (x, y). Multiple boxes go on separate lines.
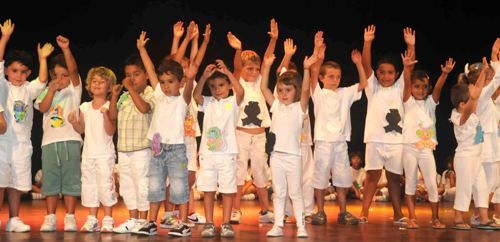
top-left (199, 96), bottom-right (239, 155)
top-left (495, 95), bottom-right (500, 137)
top-left (80, 101), bottom-right (115, 159)
top-left (35, 80), bottom-right (83, 146)
top-left (0, 61), bottom-right (46, 142)
top-left (312, 82), bottom-right (362, 142)
top-left (147, 87), bottom-right (187, 144)
top-left (180, 83), bottom-right (201, 138)
top-left (450, 109), bottom-right (483, 157)
top-left (403, 96), bottom-right (438, 148)
top-left (352, 167), bottom-right (366, 187)
top-left (364, 71), bottom-right (405, 143)
top-left (301, 114), bottom-right (313, 146)
top-left (476, 63), bottom-right (500, 134)
top-left (270, 100), bottom-right (306, 156)
top-left (237, 76), bottom-right (271, 129)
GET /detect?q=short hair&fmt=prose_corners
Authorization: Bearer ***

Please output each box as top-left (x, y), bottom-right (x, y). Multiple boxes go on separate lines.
top-left (157, 59), bottom-right (183, 81)
top-left (207, 71), bottom-right (230, 84)
top-left (349, 151), bottom-right (365, 166)
top-left (48, 54), bottom-right (67, 79)
top-left (5, 49), bottom-right (33, 70)
top-left (375, 55), bottom-right (400, 73)
top-left (241, 50), bottom-right (261, 67)
top-left (411, 70), bottom-right (432, 93)
top-left (85, 66), bottom-right (117, 97)
top-left (124, 54), bottom-right (145, 71)
top-left (450, 84), bottom-right (469, 108)
top-left (462, 62), bottom-right (494, 85)
top-left (320, 61), bottom-right (341, 76)
top-left (277, 71), bottom-right (302, 102)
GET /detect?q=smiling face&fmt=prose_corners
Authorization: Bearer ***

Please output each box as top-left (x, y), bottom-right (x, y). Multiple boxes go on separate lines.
top-left (89, 74), bottom-right (111, 97)
top-left (5, 61), bottom-right (31, 86)
top-left (411, 78), bottom-right (430, 100)
top-left (375, 63), bottom-right (399, 87)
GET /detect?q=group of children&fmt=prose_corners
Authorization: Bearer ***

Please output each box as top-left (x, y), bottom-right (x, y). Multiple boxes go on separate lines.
top-left (0, 17), bottom-right (499, 239)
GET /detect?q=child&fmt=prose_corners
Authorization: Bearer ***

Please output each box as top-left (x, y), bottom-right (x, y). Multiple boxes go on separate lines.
top-left (309, 31), bottom-right (366, 226)
top-left (438, 156), bottom-right (456, 202)
top-left (31, 169), bottom-right (45, 200)
top-left (135, 30), bottom-right (197, 237)
top-left (193, 60), bottom-right (244, 238)
top-left (68, 66), bottom-right (118, 232)
top-left (449, 58), bottom-right (500, 230)
top-left (349, 151), bottom-right (366, 200)
top-left (401, 46), bottom-right (454, 229)
top-left (494, 84), bottom-right (500, 224)
top-left (226, 19), bottom-right (278, 224)
top-left (0, 19), bottom-right (53, 232)
top-left (358, 25), bottom-right (412, 224)
top-left (108, 53), bottom-right (154, 234)
top-left (260, 48), bottom-right (317, 237)
top-left (34, 35), bottom-right (82, 232)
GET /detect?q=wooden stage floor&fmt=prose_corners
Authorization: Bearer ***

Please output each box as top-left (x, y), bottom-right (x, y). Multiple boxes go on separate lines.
top-left (0, 198), bottom-right (498, 241)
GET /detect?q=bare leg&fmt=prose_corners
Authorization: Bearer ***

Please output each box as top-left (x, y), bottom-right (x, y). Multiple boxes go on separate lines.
top-left (386, 171), bottom-right (405, 220)
top-left (64, 195), bottom-right (77, 214)
top-left (232, 185), bottom-right (243, 210)
top-left (336, 187), bottom-right (348, 213)
top-left (222, 193), bottom-right (234, 224)
top-left (7, 188), bottom-right (22, 217)
top-left (314, 188), bottom-right (326, 213)
top-left (188, 170), bottom-right (196, 214)
top-left (203, 192), bottom-right (215, 223)
top-left (360, 170), bottom-right (382, 218)
top-left (256, 187), bottom-right (270, 211)
top-left (45, 195), bottom-right (59, 214)
top-left (149, 202), bottom-right (162, 222)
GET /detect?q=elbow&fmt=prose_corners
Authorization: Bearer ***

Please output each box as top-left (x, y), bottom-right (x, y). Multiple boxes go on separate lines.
top-left (0, 124), bottom-right (6, 134)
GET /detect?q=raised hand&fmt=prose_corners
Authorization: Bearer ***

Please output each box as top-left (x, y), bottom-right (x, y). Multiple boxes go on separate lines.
top-left (318, 44), bottom-right (326, 61)
top-left (364, 25), bottom-right (376, 42)
top-left (263, 53), bottom-right (276, 68)
top-left (173, 21), bottom-right (184, 39)
top-left (215, 59), bottom-right (230, 75)
top-left (403, 27), bottom-right (416, 46)
top-left (0, 19), bottom-right (14, 37)
top-left (48, 78), bottom-right (64, 92)
top-left (268, 18), bottom-right (279, 40)
top-left (201, 64), bottom-right (217, 79)
top-left (401, 50), bottom-right (418, 67)
top-left (56, 35), bottom-right (70, 49)
top-left (203, 24), bottom-right (211, 43)
top-left (441, 58), bottom-right (455, 74)
top-left (284, 38), bottom-right (297, 57)
top-left (191, 22), bottom-right (199, 40)
top-left (38, 43), bottom-right (54, 59)
top-left (304, 54), bottom-right (318, 69)
top-left (227, 32), bottom-right (242, 50)
top-left (351, 49), bottom-right (362, 64)
top-left (111, 83), bottom-right (123, 97)
top-left (137, 31), bottom-right (149, 50)
top-left (314, 31), bottom-right (324, 49)
top-left (186, 21), bottom-right (197, 41)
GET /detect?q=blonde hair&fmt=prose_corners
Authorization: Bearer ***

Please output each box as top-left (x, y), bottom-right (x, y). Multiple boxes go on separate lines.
top-left (85, 66), bottom-right (117, 97)
top-left (241, 50), bottom-right (261, 67)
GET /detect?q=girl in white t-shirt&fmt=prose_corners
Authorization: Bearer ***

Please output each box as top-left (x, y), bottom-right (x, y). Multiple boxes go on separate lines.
top-left (68, 67), bottom-right (117, 232)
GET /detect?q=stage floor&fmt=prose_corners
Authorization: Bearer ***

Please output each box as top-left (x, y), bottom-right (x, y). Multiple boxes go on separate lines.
top-left (0, 198), bottom-right (497, 241)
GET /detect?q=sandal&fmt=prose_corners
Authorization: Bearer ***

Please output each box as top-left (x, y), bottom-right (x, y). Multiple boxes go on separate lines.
top-left (359, 216), bottom-right (368, 224)
top-left (393, 217), bottom-right (409, 225)
top-left (451, 222), bottom-right (471, 230)
top-left (476, 220), bottom-right (500, 230)
top-left (406, 219), bottom-right (419, 229)
top-left (431, 219), bottom-right (446, 229)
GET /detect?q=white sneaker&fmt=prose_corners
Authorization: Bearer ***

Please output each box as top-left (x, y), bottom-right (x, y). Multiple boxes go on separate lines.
top-left (113, 218), bottom-right (136, 234)
top-left (80, 216), bottom-right (99, 232)
top-left (470, 215), bottom-right (480, 227)
top-left (188, 212), bottom-right (206, 224)
top-left (259, 210), bottom-right (274, 223)
top-left (297, 226), bottom-right (308, 238)
top-left (101, 216), bottom-right (114, 233)
top-left (131, 219), bottom-right (147, 234)
top-left (40, 214), bottom-right (56, 232)
top-left (241, 193), bottom-right (256, 200)
top-left (266, 225), bottom-right (283, 237)
top-left (64, 214), bottom-right (77, 232)
top-left (32, 193), bottom-right (46, 200)
top-left (6, 217), bottom-right (31, 232)
top-left (324, 193), bottom-right (337, 201)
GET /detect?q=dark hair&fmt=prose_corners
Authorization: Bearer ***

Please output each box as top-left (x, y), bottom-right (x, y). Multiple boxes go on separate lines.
top-left (5, 49), bottom-right (33, 70)
top-left (450, 84), bottom-right (469, 108)
top-left (157, 59), bottom-right (183, 81)
top-left (277, 71), bottom-right (302, 102)
top-left (124, 54), bottom-right (145, 71)
top-left (375, 55), bottom-right (400, 73)
top-left (411, 70), bottom-right (432, 93)
top-left (320, 61), bottom-right (341, 76)
top-left (207, 71), bottom-right (230, 84)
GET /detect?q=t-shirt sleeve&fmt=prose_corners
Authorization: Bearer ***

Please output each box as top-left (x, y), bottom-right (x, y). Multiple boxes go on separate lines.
top-left (34, 88), bottom-right (49, 109)
top-left (364, 70), bottom-right (377, 99)
top-left (311, 82), bottom-right (322, 104)
top-left (198, 96), bottom-right (211, 112)
top-left (394, 71), bottom-right (405, 99)
top-left (449, 109), bottom-right (461, 126)
top-left (345, 83), bottom-right (362, 105)
top-left (269, 99), bottom-right (279, 114)
top-left (28, 77), bottom-right (47, 100)
top-left (80, 102), bottom-right (90, 115)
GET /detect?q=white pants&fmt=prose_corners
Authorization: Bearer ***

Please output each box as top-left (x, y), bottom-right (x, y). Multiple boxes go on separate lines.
top-left (236, 130), bottom-right (269, 188)
top-left (403, 144), bottom-right (439, 202)
top-left (453, 155), bottom-right (489, 211)
top-left (0, 140), bottom-right (32, 191)
top-left (81, 156), bottom-right (118, 207)
top-left (118, 149), bottom-right (150, 211)
top-left (285, 145), bottom-right (315, 216)
top-left (270, 152), bottom-right (304, 227)
top-left (483, 161), bottom-right (500, 203)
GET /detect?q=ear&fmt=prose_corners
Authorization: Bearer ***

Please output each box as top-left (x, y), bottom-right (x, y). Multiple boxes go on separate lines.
top-left (26, 69), bottom-right (32, 77)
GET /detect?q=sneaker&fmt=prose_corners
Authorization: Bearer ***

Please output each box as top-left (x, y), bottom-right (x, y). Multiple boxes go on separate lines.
top-left (188, 212), bottom-right (206, 224)
top-left (470, 215), bottom-right (480, 227)
top-left (266, 225), bottom-right (283, 237)
top-left (297, 226), bottom-right (308, 238)
top-left (136, 221), bottom-right (157, 236)
top-left (32, 192), bottom-right (46, 200)
top-left (131, 219), bottom-right (147, 234)
top-left (324, 193), bottom-right (337, 201)
top-left (338, 211), bottom-right (360, 225)
top-left (64, 214), bottom-right (77, 232)
top-left (168, 222), bottom-right (191, 237)
top-left (241, 193), bottom-right (256, 200)
top-left (220, 223), bottom-right (234, 238)
top-left (201, 223), bottom-right (216, 238)
top-left (230, 209), bottom-right (242, 224)
top-left (5, 217), bottom-right (31, 232)
top-left (259, 210), bottom-right (275, 223)
top-left (40, 214), bottom-right (57, 232)
top-left (80, 216), bottom-right (99, 232)
top-left (311, 211), bottom-right (327, 225)
top-left (101, 216), bottom-right (114, 233)
top-left (113, 218), bottom-right (136, 234)
top-left (160, 211), bottom-right (179, 229)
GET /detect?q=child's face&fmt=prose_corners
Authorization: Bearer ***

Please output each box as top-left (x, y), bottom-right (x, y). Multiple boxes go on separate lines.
top-left (5, 61), bottom-right (31, 87)
top-left (376, 63), bottom-right (398, 87)
top-left (51, 65), bottom-right (71, 90)
top-left (276, 82), bottom-right (297, 105)
top-left (319, 67), bottom-right (341, 90)
top-left (158, 72), bottom-right (181, 96)
top-left (208, 77), bottom-right (231, 100)
top-left (411, 78), bottom-right (430, 100)
top-left (351, 155), bottom-right (362, 169)
top-left (240, 62), bottom-right (260, 82)
top-left (125, 65), bottom-right (148, 93)
top-left (90, 74), bottom-right (111, 97)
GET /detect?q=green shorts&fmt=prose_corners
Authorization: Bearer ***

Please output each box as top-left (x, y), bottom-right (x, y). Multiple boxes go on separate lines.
top-left (41, 141), bottom-right (82, 196)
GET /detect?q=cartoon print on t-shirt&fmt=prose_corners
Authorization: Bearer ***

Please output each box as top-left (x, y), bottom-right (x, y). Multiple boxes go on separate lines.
top-left (13, 100), bottom-right (28, 123)
top-left (242, 101), bottom-right (262, 126)
top-left (384, 109), bottom-right (402, 134)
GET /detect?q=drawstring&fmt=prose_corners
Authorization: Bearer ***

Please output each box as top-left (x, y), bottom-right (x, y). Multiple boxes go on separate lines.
top-left (54, 143), bottom-right (61, 167)
top-left (54, 141), bottom-right (69, 167)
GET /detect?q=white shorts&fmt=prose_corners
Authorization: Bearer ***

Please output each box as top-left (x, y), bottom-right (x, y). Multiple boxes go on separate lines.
top-left (402, 144), bottom-right (439, 202)
top-left (236, 130), bottom-right (269, 188)
top-left (81, 156), bottom-right (118, 207)
top-left (365, 143), bottom-right (403, 175)
top-left (454, 155), bottom-right (489, 211)
top-left (312, 141), bottom-right (352, 189)
top-left (118, 149), bottom-right (150, 211)
top-left (197, 154), bottom-right (237, 194)
top-left (0, 140), bottom-right (32, 191)
top-left (185, 137), bottom-right (198, 171)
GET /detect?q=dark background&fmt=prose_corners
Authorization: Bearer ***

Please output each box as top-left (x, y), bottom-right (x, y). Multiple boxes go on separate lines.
top-left (1, 0), bottom-right (498, 178)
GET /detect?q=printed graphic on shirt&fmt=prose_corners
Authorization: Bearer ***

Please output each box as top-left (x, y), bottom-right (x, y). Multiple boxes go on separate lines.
top-left (152, 133), bottom-right (163, 157)
top-left (474, 124), bottom-right (484, 145)
top-left (242, 101), bottom-right (262, 126)
top-left (49, 105), bottom-right (64, 128)
top-left (13, 100), bottom-right (28, 123)
top-left (184, 111), bottom-right (196, 137)
top-left (117, 92), bottom-right (129, 109)
top-left (415, 124), bottom-right (436, 149)
top-left (207, 126), bottom-right (225, 152)
top-left (384, 109), bottom-right (402, 133)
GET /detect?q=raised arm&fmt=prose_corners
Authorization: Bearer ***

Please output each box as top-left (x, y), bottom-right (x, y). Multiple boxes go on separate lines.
top-left (173, 21), bottom-right (195, 63)
top-left (56, 35), bottom-right (79, 86)
top-left (403, 27), bottom-right (416, 61)
top-left (0, 111), bottom-right (5, 134)
top-left (189, 23), bottom-right (199, 65)
top-left (227, 32), bottom-right (242, 79)
top-left (37, 78), bottom-right (64, 113)
top-left (260, 54), bottom-right (276, 106)
top-left (263, 18), bottom-right (278, 59)
top-left (460, 57), bottom-right (488, 125)
top-left (216, 59), bottom-right (244, 105)
top-left (170, 21), bottom-right (184, 55)
top-left (310, 31), bottom-right (325, 93)
top-left (137, 31), bottom-right (159, 88)
top-left (193, 64), bottom-right (217, 105)
top-left (108, 83), bottom-right (123, 122)
top-left (0, 19), bottom-right (14, 61)
top-left (192, 24), bottom-right (211, 70)
top-left (362, 25), bottom-right (376, 78)
top-left (352, 49), bottom-right (368, 91)
top-left (37, 43), bottom-right (55, 83)
top-left (301, 54), bottom-right (318, 112)
top-left (401, 50), bottom-right (418, 102)
top-left (432, 58), bottom-right (455, 102)
top-left (491, 37), bottom-right (499, 62)
top-left (275, 38), bottom-right (297, 76)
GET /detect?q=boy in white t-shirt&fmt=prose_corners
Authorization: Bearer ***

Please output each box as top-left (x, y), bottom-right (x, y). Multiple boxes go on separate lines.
top-left (309, 31), bottom-right (367, 226)
top-left (193, 60), bottom-right (244, 238)
top-left (0, 19), bottom-right (53, 232)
